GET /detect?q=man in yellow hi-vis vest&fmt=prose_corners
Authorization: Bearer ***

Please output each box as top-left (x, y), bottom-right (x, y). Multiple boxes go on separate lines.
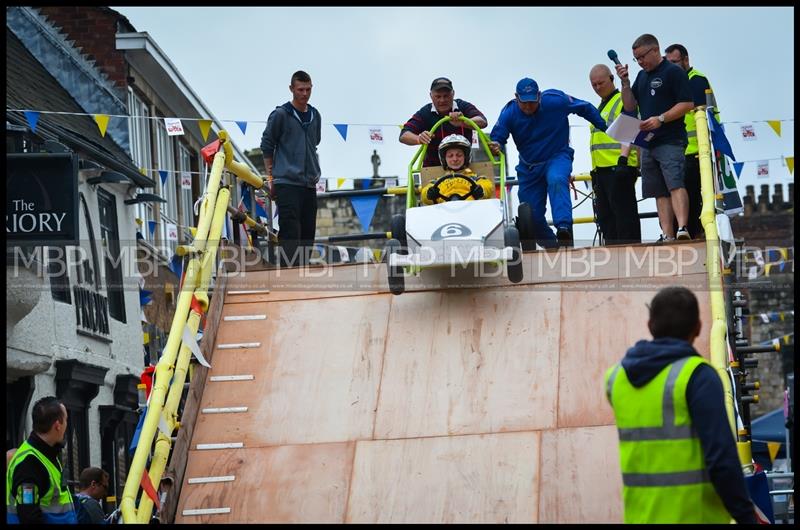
top-left (666, 44), bottom-right (719, 240)
top-left (604, 287), bottom-right (758, 524)
top-left (6, 396), bottom-right (77, 524)
top-left (588, 64), bottom-right (641, 244)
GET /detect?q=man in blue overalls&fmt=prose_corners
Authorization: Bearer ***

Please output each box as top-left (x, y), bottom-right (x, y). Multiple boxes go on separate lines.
top-left (490, 78), bottom-right (608, 248)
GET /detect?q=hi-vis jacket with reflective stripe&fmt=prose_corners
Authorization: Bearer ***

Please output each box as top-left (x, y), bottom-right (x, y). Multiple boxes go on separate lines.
top-left (684, 68), bottom-right (720, 156)
top-left (589, 91), bottom-right (638, 170)
top-left (604, 356), bottom-right (732, 524)
top-left (6, 441), bottom-right (77, 524)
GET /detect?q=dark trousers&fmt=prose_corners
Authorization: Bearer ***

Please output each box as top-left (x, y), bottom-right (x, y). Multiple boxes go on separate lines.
top-left (591, 166), bottom-right (641, 245)
top-left (274, 183), bottom-right (318, 266)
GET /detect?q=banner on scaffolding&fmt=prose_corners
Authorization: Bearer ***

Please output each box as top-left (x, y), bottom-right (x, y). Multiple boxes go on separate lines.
top-left (715, 152), bottom-right (744, 216)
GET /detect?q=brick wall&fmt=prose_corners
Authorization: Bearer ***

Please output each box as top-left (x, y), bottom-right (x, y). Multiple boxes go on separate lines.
top-left (36, 6), bottom-right (129, 88)
top-left (731, 182), bottom-right (794, 416)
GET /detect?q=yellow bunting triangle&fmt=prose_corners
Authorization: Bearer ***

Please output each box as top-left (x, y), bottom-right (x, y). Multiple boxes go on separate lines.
top-left (398, 124), bottom-right (403, 129)
top-left (189, 227), bottom-right (197, 238)
top-left (765, 263), bottom-right (773, 276)
top-left (143, 331), bottom-right (150, 345)
top-left (199, 120), bottom-right (213, 141)
top-left (779, 248), bottom-right (788, 260)
top-left (767, 120), bottom-right (782, 137)
top-left (767, 442), bottom-right (781, 463)
top-left (93, 114), bottom-right (110, 137)
top-left (337, 178), bottom-right (345, 189)
top-left (140, 167), bottom-right (147, 175)
top-left (786, 156), bottom-right (794, 175)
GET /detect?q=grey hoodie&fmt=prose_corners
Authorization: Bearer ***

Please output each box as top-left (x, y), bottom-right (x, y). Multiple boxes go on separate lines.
top-left (260, 102), bottom-right (321, 188)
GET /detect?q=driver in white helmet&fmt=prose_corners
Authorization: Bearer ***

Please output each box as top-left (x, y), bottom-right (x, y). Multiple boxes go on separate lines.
top-left (421, 134), bottom-right (495, 205)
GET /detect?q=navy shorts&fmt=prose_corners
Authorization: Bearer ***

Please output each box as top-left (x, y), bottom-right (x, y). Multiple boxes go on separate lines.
top-left (640, 143), bottom-right (686, 198)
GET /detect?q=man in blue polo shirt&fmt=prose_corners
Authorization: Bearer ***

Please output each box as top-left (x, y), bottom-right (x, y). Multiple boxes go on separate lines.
top-left (400, 77), bottom-right (487, 168)
top-left (616, 34), bottom-right (694, 242)
top-left (489, 77), bottom-right (608, 248)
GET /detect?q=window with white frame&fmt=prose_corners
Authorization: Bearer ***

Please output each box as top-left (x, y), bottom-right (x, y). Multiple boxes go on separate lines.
top-left (127, 89), bottom-right (154, 242)
top-left (156, 120), bottom-right (177, 257)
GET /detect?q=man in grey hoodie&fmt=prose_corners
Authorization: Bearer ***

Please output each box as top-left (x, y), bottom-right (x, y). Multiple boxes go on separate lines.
top-left (605, 286), bottom-right (757, 524)
top-left (261, 70), bottom-right (322, 266)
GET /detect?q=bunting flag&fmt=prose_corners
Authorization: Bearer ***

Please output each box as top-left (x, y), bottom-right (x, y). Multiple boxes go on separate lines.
top-left (93, 114), bottom-right (110, 137)
top-left (148, 220), bottom-right (157, 236)
top-left (759, 332), bottom-right (795, 346)
top-left (129, 406), bottom-right (147, 455)
top-left (756, 161), bottom-right (769, 178)
top-left (168, 253), bottom-right (183, 280)
top-left (164, 117), bottom-right (184, 136)
top-left (786, 156), bottom-right (794, 174)
top-left (749, 310), bottom-right (794, 323)
top-left (235, 121), bottom-right (247, 134)
top-left (182, 325), bottom-right (211, 367)
top-left (708, 110), bottom-right (735, 161)
top-left (337, 178), bottom-right (346, 189)
top-left (732, 162), bottom-right (745, 178)
top-left (350, 195), bottom-right (380, 231)
top-left (369, 127), bottom-right (384, 144)
top-left (140, 469), bottom-right (161, 510)
top-left (767, 120), bottom-right (782, 137)
top-left (767, 442), bottom-right (782, 463)
top-left (198, 119), bottom-right (213, 141)
top-left (24, 111), bottom-right (40, 133)
top-left (333, 123), bottom-right (348, 141)
top-left (740, 124), bottom-right (757, 141)
top-left (140, 289), bottom-right (153, 306)
top-left (159, 170), bottom-right (168, 187)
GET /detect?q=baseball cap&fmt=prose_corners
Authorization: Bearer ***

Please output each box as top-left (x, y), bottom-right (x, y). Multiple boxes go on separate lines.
top-left (515, 77), bottom-right (540, 102)
top-left (430, 77), bottom-right (453, 91)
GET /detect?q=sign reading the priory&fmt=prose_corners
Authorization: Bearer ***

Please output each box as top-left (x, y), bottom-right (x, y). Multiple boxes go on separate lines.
top-left (6, 153), bottom-right (79, 245)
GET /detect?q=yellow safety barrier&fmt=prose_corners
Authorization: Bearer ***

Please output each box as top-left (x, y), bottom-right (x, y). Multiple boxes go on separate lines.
top-left (120, 134), bottom-right (260, 523)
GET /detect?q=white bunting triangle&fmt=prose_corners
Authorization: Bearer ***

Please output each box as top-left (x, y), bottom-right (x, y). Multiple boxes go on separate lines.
top-left (183, 326), bottom-right (211, 367)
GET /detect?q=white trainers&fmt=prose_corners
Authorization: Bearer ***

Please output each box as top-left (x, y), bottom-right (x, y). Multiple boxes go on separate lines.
top-left (656, 234), bottom-right (675, 244)
top-left (676, 226), bottom-right (692, 240)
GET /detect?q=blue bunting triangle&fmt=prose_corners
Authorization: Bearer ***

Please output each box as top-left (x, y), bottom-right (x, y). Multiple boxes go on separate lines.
top-left (733, 162), bottom-right (745, 178)
top-left (24, 111), bottom-right (40, 133)
top-left (129, 406), bottom-right (147, 455)
top-left (235, 121), bottom-right (247, 134)
top-left (351, 195), bottom-right (379, 232)
top-left (140, 289), bottom-right (153, 306)
top-left (159, 170), bottom-right (168, 186)
top-left (333, 123), bottom-right (348, 141)
top-left (148, 220), bottom-right (157, 236)
top-left (168, 254), bottom-right (183, 280)
top-left (707, 110), bottom-right (736, 161)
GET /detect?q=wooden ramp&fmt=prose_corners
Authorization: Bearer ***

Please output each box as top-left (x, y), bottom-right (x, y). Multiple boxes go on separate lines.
top-left (174, 242), bottom-right (712, 523)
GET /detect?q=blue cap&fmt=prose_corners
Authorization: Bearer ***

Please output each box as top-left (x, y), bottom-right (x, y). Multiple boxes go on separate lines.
top-left (515, 77), bottom-right (540, 102)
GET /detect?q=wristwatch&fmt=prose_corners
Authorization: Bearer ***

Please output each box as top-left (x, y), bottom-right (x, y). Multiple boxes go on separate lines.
top-left (658, 113), bottom-right (665, 123)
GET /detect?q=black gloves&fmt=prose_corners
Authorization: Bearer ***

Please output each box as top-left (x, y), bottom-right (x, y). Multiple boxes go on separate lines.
top-left (617, 155), bottom-right (628, 167)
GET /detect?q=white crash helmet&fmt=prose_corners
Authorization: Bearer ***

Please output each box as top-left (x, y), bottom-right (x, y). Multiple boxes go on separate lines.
top-left (438, 134), bottom-right (472, 170)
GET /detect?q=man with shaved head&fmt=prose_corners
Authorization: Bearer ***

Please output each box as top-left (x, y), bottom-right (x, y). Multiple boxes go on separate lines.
top-left (588, 64), bottom-right (641, 244)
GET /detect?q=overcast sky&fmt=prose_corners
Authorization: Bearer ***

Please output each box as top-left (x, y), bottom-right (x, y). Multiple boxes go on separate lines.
top-left (114, 6), bottom-right (794, 242)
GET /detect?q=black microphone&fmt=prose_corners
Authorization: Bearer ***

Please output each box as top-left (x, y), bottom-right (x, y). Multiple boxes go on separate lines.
top-left (607, 49), bottom-right (621, 66)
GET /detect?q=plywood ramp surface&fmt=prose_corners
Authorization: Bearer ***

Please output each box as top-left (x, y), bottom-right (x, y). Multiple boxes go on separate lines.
top-left (175, 242), bottom-right (712, 523)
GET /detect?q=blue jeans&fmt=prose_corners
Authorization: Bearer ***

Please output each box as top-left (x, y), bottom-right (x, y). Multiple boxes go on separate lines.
top-left (516, 149), bottom-right (574, 247)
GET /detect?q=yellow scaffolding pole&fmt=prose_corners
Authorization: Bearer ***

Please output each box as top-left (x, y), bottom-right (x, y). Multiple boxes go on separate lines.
top-left (694, 107), bottom-right (738, 441)
top-left (120, 138), bottom-right (240, 523)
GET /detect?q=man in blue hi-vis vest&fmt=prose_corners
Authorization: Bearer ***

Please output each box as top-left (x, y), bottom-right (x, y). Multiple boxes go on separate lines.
top-left (7, 396), bottom-right (77, 524)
